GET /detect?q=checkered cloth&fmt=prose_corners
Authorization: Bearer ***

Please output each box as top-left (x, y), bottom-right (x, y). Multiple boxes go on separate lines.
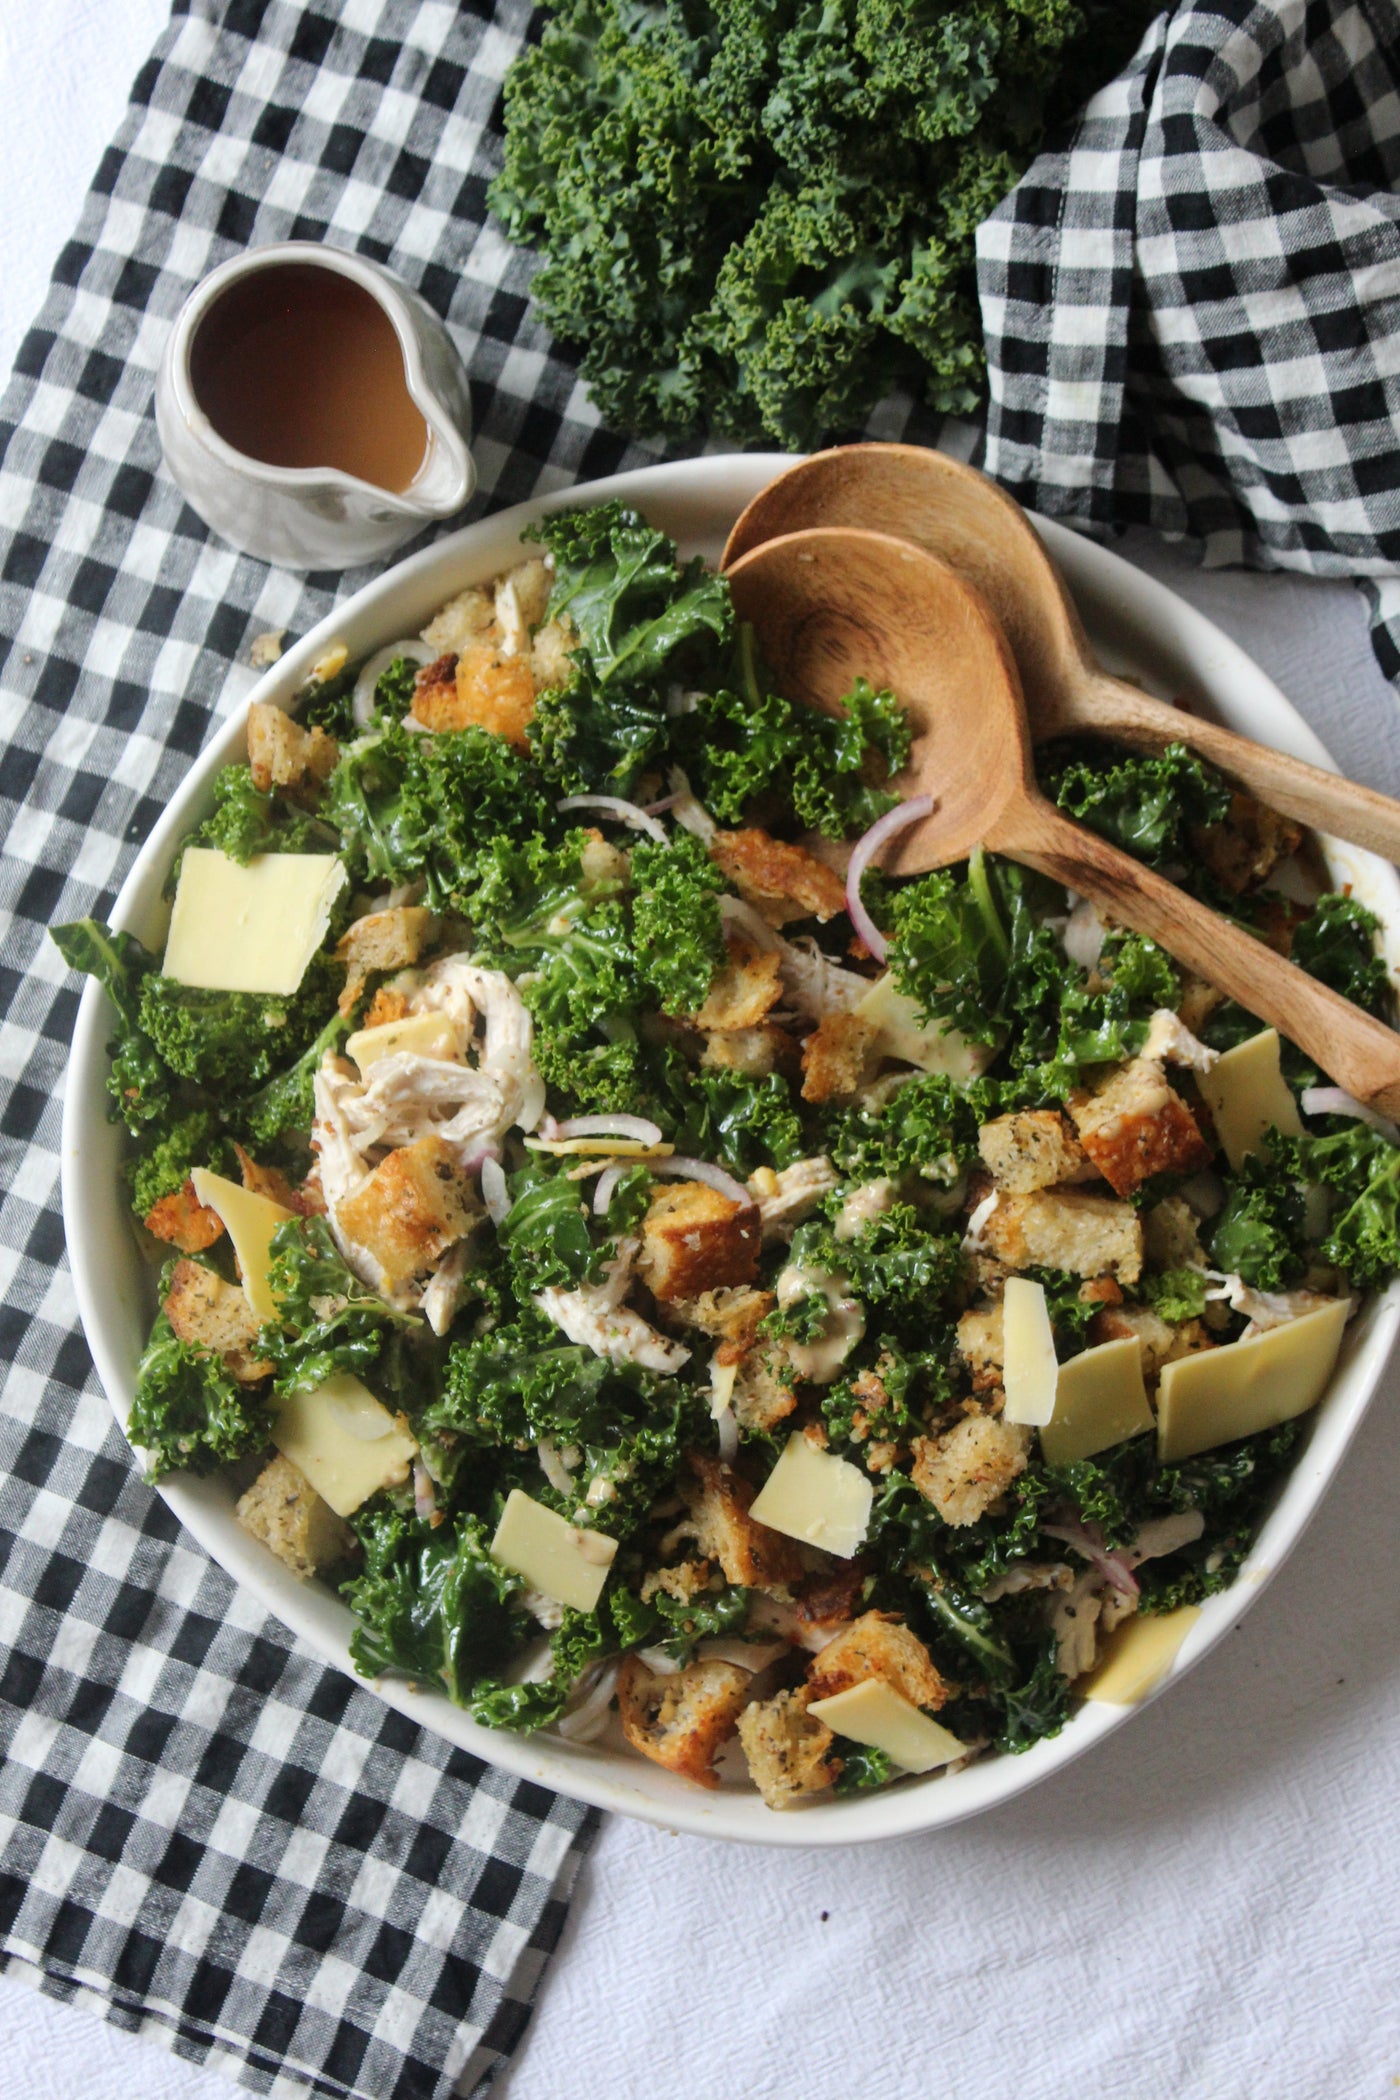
top-left (977, 0), bottom-right (1400, 685)
top-left (0, 1), bottom-right (695, 2093)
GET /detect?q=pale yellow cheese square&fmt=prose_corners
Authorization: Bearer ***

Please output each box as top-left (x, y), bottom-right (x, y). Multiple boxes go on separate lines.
top-left (189, 1167), bottom-right (293, 1324)
top-left (1082, 1606), bottom-right (1201, 1704)
top-left (164, 847), bottom-right (347, 996)
top-left (491, 1489), bottom-right (617, 1613)
top-left (1040, 1335), bottom-right (1154, 1467)
top-left (1156, 1299), bottom-right (1348, 1462)
top-left (1197, 1028), bottom-right (1302, 1171)
top-left (346, 1011), bottom-right (458, 1071)
top-left (273, 1372), bottom-right (418, 1519)
top-left (808, 1679), bottom-right (967, 1774)
top-left (748, 1432), bottom-right (873, 1559)
top-left (1002, 1275), bottom-right (1058, 1427)
top-left (853, 972), bottom-right (989, 1081)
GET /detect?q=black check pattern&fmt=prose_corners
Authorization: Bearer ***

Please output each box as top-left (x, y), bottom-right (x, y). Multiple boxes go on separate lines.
top-left (976, 0), bottom-right (1400, 683)
top-left (0, 0), bottom-right (734, 2091)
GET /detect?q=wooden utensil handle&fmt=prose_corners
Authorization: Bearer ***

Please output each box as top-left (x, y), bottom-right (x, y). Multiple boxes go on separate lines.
top-left (1004, 799), bottom-right (1400, 1116)
top-left (1076, 668), bottom-right (1400, 864)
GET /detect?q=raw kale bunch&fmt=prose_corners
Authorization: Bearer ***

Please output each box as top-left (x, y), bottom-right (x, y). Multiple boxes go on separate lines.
top-left (492, 0), bottom-right (1162, 446)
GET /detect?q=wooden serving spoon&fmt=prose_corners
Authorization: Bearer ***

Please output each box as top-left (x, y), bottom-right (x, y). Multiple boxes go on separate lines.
top-left (725, 527), bottom-right (1400, 1117)
top-left (722, 443), bottom-right (1400, 864)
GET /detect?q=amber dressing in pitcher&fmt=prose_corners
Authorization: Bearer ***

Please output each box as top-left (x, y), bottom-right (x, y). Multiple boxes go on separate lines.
top-left (190, 263), bottom-right (430, 492)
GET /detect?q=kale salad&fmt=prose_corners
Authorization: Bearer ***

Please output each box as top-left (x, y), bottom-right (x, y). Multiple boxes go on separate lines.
top-left (56, 501), bottom-right (1400, 1810)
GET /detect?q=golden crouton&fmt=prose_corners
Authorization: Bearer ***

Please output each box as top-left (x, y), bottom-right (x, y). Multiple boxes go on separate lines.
top-left (679, 1453), bottom-right (804, 1587)
top-left (636, 1183), bottom-right (760, 1302)
top-left (236, 1453), bottom-right (355, 1580)
top-left (420, 584), bottom-right (494, 655)
top-left (737, 1687), bottom-right (840, 1811)
top-left (710, 827), bottom-right (848, 924)
top-left (910, 1416), bottom-right (1032, 1528)
top-left (412, 644), bottom-right (538, 746)
top-left (806, 1611), bottom-right (951, 1710)
top-left (800, 1012), bottom-right (879, 1104)
top-left (617, 1654), bottom-right (751, 1788)
top-left (1189, 791), bottom-right (1302, 897)
top-left (363, 984), bottom-right (412, 1029)
top-left (1089, 1302), bottom-right (1214, 1379)
top-left (231, 1143), bottom-right (309, 1215)
top-left (730, 1347), bottom-right (798, 1434)
top-left (691, 937), bottom-right (782, 1031)
top-left (530, 618), bottom-right (577, 691)
top-left (163, 1259), bottom-right (271, 1383)
top-left (1143, 1194), bottom-right (1205, 1271)
top-left (336, 1135), bottom-right (475, 1289)
top-left (579, 830), bottom-right (630, 892)
top-left (977, 1109), bottom-right (1091, 1194)
top-left (956, 1303), bottom-right (1005, 1390)
top-left (335, 905), bottom-right (437, 1014)
top-left (640, 1559), bottom-right (715, 1606)
top-left (246, 701), bottom-right (338, 793)
top-left (981, 1186), bottom-right (1144, 1287)
top-left (793, 1560), bottom-right (869, 1629)
top-left (701, 1023), bottom-right (797, 1078)
top-left (496, 556), bottom-right (553, 639)
top-left (667, 1286), bottom-right (774, 1352)
top-left (1067, 1058), bottom-right (1212, 1199)
top-left (144, 1178), bottom-right (225, 1254)
top-left (1178, 975), bottom-right (1224, 1036)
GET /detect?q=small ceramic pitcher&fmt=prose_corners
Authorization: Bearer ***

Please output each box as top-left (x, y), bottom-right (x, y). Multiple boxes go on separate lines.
top-left (156, 242), bottom-right (477, 570)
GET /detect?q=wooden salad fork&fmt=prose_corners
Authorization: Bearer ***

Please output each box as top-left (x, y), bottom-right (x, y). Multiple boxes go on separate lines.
top-left (723, 442), bottom-right (1400, 865)
top-left (724, 526), bottom-right (1400, 1118)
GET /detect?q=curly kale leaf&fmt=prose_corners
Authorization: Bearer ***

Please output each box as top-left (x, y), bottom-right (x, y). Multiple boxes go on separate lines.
top-left (138, 952), bottom-right (343, 1095)
top-left (497, 1160), bottom-right (613, 1294)
top-left (652, 1051), bottom-right (806, 1176)
top-left (680, 673), bottom-right (910, 837)
top-left (1208, 1161), bottom-right (1306, 1291)
top-left (128, 1110), bottom-right (236, 1218)
top-left (1041, 741), bottom-right (1232, 873)
top-left (1144, 1267), bottom-right (1209, 1324)
top-left (127, 1304), bottom-right (270, 1479)
top-left (834, 1744), bottom-right (896, 1793)
top-left (1312, 1136), bottom-right (1400, 1291)
top-left (995, 1638), bottom-right (1071, 1754)
top-left (260, 1216), bottom-right (424, 1400)
top-left (1290, 893), bottom-right (1390, 1020)
top-left (52, 918), bottom-right (179, 1136)
top-left (630, 831), bottom-right (726, 1016)
top-left (189, 764), bottom-right (333, 866)
top-left (825, 1069), bottom-right (997, 1184)
top-left (240, 1006), bottom-right (352, 1147)
top-left (345, 1504), bottom-right (520, 1703)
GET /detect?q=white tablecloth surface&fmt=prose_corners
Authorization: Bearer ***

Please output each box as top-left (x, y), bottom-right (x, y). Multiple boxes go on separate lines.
top-left (4, 10), bottom-right (1400, 2100)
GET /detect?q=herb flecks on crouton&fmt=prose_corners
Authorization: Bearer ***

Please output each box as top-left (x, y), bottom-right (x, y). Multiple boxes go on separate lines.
top-left (738, 1687), bottom-right (840, 1811)
top-left (637, 1183), bottom-right (760, 1302)
top-left (911, 1416), bottom-right (1032, 1528)
top-left (617, 1653), bottom-right (752, 1787)
top-left (163, 1258), bottom-right (272, 1384)
top-left (236, 1453), bottom-right (355, 1580)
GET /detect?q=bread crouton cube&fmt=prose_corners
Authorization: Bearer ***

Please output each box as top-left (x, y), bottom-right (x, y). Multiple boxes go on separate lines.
top-left (911, 1415), bottom-right (1032, 1528)
top-left (1189, 791), bottom-right (1302, 897)
top-left (420, 584), bottom-right (494, 655)
top-left (806, 1610), bottom-right (951, 1710)
top-left (617, 1654), bottom-right (752, 1788)
top-left (956, 1303), bottom-right (1005, 1390)
top-left (680, 1453), bottom-right (804, 1586)
top-left (335, 1135), bottom-right (475, 1289)
top-left (144, 1178), bottom-right (226, 1254)
top-left (800, 1012), bottom-right (879, 1104)
top-left (1143, 1194), bottom-right (1205, 1271)
top-left (667, 1285), bottom-right (774, 1351)
top-left (363, 984), bottom-right (412, 1029)
top-left (636, 1183), bottom-right (760, 1302)
top-left (336, 906), bottom-right (435, 982)
top-left (163, 1258), bottom-right (271, 1383)
top-left (730, 1347), bottom-right (798, 1434)
top-left (496, 556), bottom-right (553, 640)
top-left (531, 617), bottom-right (577, 691)
top-left (1088, 1302), bottom-right (1214, 1379)
top-left (710, 827), bottom-right (847, 924)
top-left (737, 1686), bottom-right (839, 1811)
top-left (701, 1022), bottom-right (796, 1078)
top-left (1068, 1058), bottom-right (1211, 1198)
top-left (977, 1109), bottom-right (1091, 1193)
top-left (412, 643), bottom-right (538, 746)
top-left (246, 701), bottom-right (338, 793)
top-left (982, 1186), bottom-right (1144, 1286)
top-left (236, 1453), bottom-right (355, 1580)
top-left (691, 937), bottom-right (783, 1031)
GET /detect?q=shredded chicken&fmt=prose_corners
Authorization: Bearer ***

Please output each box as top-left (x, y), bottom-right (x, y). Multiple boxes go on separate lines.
top-left (535, 1237), bottom-right (692, 1374)
top-left (746, 1155), bottom-right (840, 1237)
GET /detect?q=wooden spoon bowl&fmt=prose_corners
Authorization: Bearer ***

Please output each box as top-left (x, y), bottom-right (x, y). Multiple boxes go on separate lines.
top-left (725, 526), bottom-right (1400, 1116)
top-left (724, 444), bottom-right (1400, 864)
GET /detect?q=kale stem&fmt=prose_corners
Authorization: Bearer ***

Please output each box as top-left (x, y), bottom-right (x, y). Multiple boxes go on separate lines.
top-left (968, 844), bottom-right (1009, 963)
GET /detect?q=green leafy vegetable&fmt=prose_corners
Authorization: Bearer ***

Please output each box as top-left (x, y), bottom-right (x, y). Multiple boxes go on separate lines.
top-left (127, 1302), bottom-right (270, 1479)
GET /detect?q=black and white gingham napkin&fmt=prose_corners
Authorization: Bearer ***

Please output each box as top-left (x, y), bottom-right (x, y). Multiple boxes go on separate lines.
top-left (0, 2), bottom-right (697, 2093)
top-left (977, 0), bottom-right (1400, 684)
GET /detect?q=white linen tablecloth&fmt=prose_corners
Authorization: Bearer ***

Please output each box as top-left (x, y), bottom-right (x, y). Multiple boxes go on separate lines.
top-left (4, 10), bottom-right (1400, 2099)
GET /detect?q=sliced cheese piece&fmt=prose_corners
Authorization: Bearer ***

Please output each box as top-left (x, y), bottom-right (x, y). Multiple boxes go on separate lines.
top-left (748, 1432), bottom-right (873, 1559)
top-left (1082, 1606), bottom-right (1201, 1705)
top-left (346, 1010), bottom-right (458, 1072)
top-left (1197, 1028), bottom-right (1302, 1170)
top-left (189, 1167), bottom-right (293, 1323)
top-left (1156, 1298), bottom-right (1348, 1462)
top-left (490, 1489), bottom-right (618, 1613)
top-left (272, 1372), bottom-right (418, 1519)
top-left (853, 972), bottom-right (991, 1082)
top-left (1040, 1335), bottom-right (1154, 1467)
top-left (1002, 1276), bottom-right (1058, 1427)
top-left (523, 1137), bottom-right (675, 1159)
top-left (164, 847), bottom-right (347, 995)
top-left (809, 1679), bottom-right (967, 1774)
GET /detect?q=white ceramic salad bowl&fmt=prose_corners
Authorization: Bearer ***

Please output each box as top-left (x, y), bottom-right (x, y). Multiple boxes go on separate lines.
top-left (61, 454), bottom-right (1400, 1847)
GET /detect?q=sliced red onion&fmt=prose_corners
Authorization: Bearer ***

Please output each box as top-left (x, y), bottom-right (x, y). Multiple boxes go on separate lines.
top-left (593, 1164), bottom-right (625, 1216)
top-left (556, 793), bottom-right (669, 844)
top-left (552, 1113), bottom-right (662, 1144)
top-left (413, 1462), bottom-right (439, 1526)
top-left (481, 1155), bottom-right (510, 1227)
top-left (716, 1405), bottom-right (739, 1464)
top-left (352, 639), bottom-right (433, 728)
top-left (643, 793), bottom-right (681, 815)
top-left (844, 795), bottom-right (936, 962)
top-left (1301, 1086), bottom-right (1400, 1144)
top-left (458, 1139), bottom-right (501, 1178)
top-left (1040, 1521), bottom-right (1140, 1600)
top-left (653, 1157), bottom-right (756, 1210)
top-left (557, 1659), bottom-right (620, 1742)
top-left (536, 1439), bottom-right (576, 1498)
